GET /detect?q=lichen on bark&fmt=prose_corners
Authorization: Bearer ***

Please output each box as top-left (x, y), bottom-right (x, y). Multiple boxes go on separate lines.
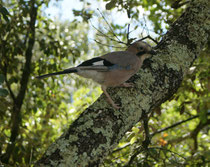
top-left (36, 0), bottom-right (210, 166)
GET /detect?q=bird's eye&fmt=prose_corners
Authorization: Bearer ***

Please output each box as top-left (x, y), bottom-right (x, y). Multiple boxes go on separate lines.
top-left (138, 46), bottom-right (144, 50)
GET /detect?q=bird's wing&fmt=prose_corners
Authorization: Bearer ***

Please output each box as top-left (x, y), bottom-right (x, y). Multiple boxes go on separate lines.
top-left (100, 51), bottom-right (138, 68)
top-left (77, 51), bottom-right (138, 72)
top-left (77, 57), bottom-right (114, 72)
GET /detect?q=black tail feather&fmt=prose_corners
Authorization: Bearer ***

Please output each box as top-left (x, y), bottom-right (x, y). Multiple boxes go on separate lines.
top-left (36, 68), bottom-right (77, 79)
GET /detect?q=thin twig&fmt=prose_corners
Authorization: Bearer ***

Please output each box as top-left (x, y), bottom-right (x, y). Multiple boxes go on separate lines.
top-left (151, 115), bottom-right (198, 136)
top-left (90, 21), bottom-right (127, 45)
top-left (112, 114), bottom-right (206, 154)
top-left (93, 39), bottom-right (126, 49)
top-left (139, 35), bottom-right (159, 44)
top-left (124, 146), bottom-right (144, 167)
top-left (112, 143), bottom-right (130, 154)
top-left (97, 8), bottom-right (123, 43)
top-left (190, 119), bottom-right (210, 153)
top-left (126, 24), bottom-right (130, 45)
top-left (150, 147), bottom-right (187, 160)
top-left (143, 15), bottom-right (149, 35)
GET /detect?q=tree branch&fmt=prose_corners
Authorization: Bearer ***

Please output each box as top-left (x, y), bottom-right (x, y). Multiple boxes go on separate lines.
top-left (167, 119), bottom-right (210, 145)
top-left (36, 0), bottom-right (210, 166)
top-left (97, 8), bottom-right (123, 43)
top-left (124, 146), bottom-right (144, 167)
top-left (151, 115), bottom-right (198, 136)
top-left (191, 119), bottom-right (210, 153)
top-left (142, 111), bottom-right (151, 149)
top-left (1, 1), bottom-right (38, 163)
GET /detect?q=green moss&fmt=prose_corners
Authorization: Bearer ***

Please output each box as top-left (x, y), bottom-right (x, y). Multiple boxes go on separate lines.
top-left (64, 146), bottom-right (80, 166)
top-left (46, 142), bottom-right (58, 156)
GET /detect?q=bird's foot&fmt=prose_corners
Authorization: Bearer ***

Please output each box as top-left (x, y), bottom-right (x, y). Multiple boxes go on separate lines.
top-left (105, 96), bottom-right (121, 109)
top-left (111, 102), bottom-right (121, 109)
top-left (102, 85), bottom-right (121, 110)
top-left (105, 95), bottom-right (121, 109)
top-left (120, 82), bottom-right (135, 88)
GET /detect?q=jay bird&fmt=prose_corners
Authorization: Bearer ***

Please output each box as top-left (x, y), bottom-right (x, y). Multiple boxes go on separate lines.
top-left (36, 40), bottom-right (156, 109)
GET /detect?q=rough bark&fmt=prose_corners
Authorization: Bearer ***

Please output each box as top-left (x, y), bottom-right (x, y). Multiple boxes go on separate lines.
top-left (36, 0), bottom-right (210, 166)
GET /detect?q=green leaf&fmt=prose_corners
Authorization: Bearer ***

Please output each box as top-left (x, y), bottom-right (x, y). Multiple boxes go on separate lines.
top-left (0, 6), bottom-right (10, 15)
top-left (130, 136), bottom-right (136, 144)
top-left (132, 127), bottom-right (139, 133)
top-left (0, 74), bottom-right (5, 85)
top-left (105, 0), bottom-right (117, 10)
top-left (0, 6), bottom-right (10, 22)
top-left (0, 88), bottom-right (9, 97)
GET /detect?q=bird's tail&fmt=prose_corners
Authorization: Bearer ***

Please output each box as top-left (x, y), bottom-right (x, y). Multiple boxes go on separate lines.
top-left (36, 68), bottom-right (77, 79)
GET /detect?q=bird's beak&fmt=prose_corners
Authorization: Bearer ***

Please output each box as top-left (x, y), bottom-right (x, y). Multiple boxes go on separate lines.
top-left (149, 49), bottom-right (157, 55)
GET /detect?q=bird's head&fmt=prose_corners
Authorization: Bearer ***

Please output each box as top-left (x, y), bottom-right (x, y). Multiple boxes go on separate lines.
top-left (126, 41), bottom-right (156, 58)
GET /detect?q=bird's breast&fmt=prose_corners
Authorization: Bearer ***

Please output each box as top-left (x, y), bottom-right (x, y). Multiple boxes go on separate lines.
top-left (102, 69), bottom-right (136, 87)
top-left (77, 70), bottom-right (105, 84)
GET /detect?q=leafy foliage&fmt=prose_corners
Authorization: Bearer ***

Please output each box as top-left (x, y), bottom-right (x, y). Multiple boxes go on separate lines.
top-left (0, 74), bottom-right (9, 97)
top-left (0, 4), bottom-right (10, 22)
top-left (0, 0), bottom-right (101, 165)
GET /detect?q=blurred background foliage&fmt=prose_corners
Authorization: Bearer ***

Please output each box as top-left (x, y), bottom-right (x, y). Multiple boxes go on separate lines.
top-left (0, 0), bottom-right (209, 166)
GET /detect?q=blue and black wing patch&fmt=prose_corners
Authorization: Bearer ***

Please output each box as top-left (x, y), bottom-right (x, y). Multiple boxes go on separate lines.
top-left (78, 57), bottom-right (114, 67)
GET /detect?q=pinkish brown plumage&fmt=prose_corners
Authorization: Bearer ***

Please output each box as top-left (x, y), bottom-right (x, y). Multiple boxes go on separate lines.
top-left (36, 41), bottom-right (156, 109)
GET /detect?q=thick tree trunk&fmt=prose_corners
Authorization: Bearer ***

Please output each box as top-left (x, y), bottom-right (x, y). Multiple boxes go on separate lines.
top-left (36, 0), bottom-right (210, 166)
